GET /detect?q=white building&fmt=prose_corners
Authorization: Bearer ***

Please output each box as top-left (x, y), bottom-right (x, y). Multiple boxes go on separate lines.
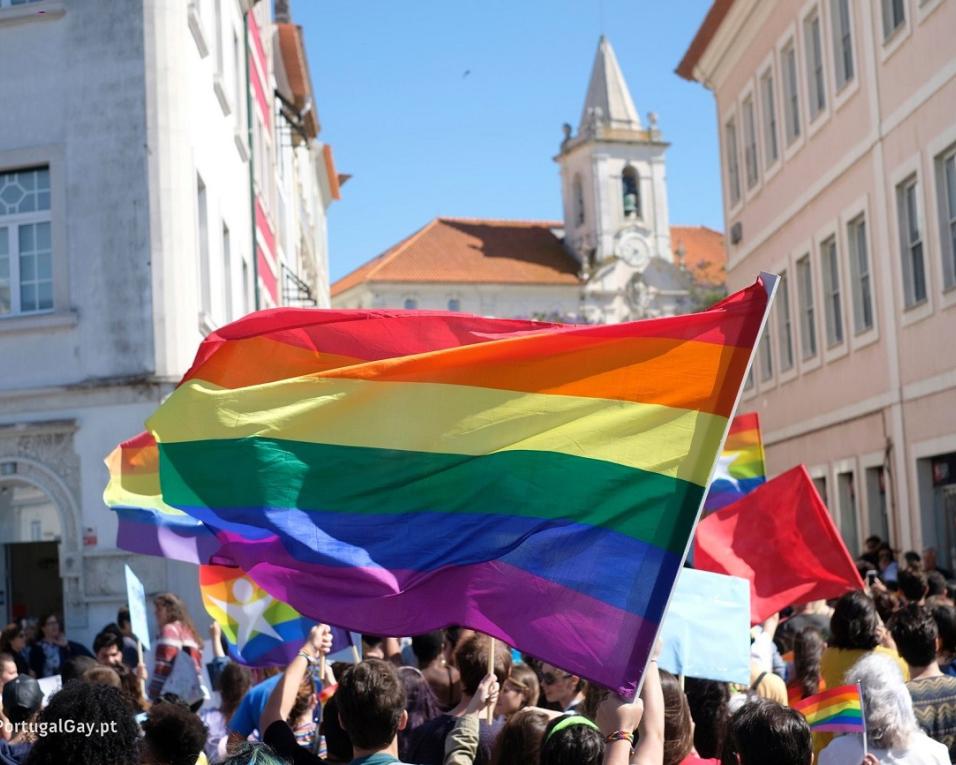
top-left (0, 0), bottom-right (339, 646)
top-left (333, 36), bottom-right (724, 323)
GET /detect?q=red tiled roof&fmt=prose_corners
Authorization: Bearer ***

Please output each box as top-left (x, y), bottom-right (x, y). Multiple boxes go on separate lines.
top-left (676, 0), bottom-right (735, 81)
top-left (331, 218), bottom-right (580, 297)
top-left (670, 225), bottom-right (726, 286)
top-left (277, 23), bottom-right (319, 137)
top-left (331, 218), bottom-right (726, 298)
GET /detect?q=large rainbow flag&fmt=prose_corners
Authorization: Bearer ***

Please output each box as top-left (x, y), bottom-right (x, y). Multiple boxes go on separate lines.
top-left (702, 411), bottom-right (767, 513)
top-left (134, 276), bottom-right (772, 695)
top-left (793, 684), bottom-right (865, 733)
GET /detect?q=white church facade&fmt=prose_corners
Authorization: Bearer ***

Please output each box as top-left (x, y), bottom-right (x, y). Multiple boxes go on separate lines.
top-left (332, 37), bottom-right (725, 323)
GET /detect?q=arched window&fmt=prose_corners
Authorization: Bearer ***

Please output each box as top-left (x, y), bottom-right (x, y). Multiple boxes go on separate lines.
top-left (403, 297), bottom-right (418, 310)
top-left (622, 165), bottom-right (641, 218)
top-left (447, 298), bottom-right (461, 312)
top-left (572, 174), bottom-right (585, 226)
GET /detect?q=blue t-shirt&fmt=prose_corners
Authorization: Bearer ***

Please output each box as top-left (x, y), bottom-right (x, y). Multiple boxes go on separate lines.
top-left (227, 674), bottom-right (282, 737)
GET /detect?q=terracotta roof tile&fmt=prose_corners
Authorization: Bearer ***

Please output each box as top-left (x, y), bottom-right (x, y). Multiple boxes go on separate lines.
top-left (331, 218), bottom-right (580, 297)
top-left (670, 225), bottom-right (726, 286)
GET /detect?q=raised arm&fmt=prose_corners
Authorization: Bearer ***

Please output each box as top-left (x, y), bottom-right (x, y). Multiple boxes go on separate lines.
top-left (260, 624), bottom-right (332, 733)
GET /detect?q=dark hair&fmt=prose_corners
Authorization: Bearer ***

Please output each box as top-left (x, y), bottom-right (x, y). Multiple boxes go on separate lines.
top-left (932, 604), bottom-right (956, 654)
top-left (219, 662), bottom-right (251, 720)
top-left (396, 667), bottom-right (441, 760)
top-left (116, 607), bottom-right (131, 629)
top-left (540, 716), bottom-right (604, 765)
top-left (491, 707), bottom-right (550, 765)
top-left (927, 571), bottom-right (947, 598)
top-left (24, 682), bottom-right (140, 765)
top-left (865, 535), bottom-right (883, 549)
top-left (319, 693), bottom-right (353, 763)
top-left (92, 630), bottom-right (122, 656)
top-left (684, 677), bottom-right (730, 758)
top-left (220, 742), bottom-right (287, 765)
top-left (454, 634), bottom-right (512, 695)
top-left (0, 623), bottom-right (22, 653)
top-left (904, 550), bottom-right (922, 568)
top-left (411, 631), bottom-right (444, 666)
top-left (792, 627), bottom-right (824, 700)
top-left (889, 604), bottom-right (938, 668)
top-left (660, 670), bottom-right (693, 765)
top-left (36, 612), bottom-right (60, 639)
top-left (141, 700), bottom-right (208, 765)
top-left (898, 567), bottom-right (929, 603)
top-left (720, 699), bottom-right (811, 765)
top-left (829, 591), bottom-right (881, 650)
top-left (336, 659), bottom-right (406, 750)
top-left (872, 589), bottom-right (900, 623)
top-left (61, 655), bottom-right (98, 683)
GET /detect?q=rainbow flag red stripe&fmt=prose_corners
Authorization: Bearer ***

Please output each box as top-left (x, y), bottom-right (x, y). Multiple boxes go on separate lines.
top-left (137, 276), bottom-right (773, 696)
top-left (793, 684), bottom-right (864, 733)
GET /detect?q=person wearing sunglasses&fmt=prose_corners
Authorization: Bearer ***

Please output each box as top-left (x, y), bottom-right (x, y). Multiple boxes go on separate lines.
top-left (539, 663), bottom-right (586, 714)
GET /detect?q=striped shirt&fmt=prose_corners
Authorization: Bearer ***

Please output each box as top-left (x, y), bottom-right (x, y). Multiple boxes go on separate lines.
top-left (148, 621), bottom-right (202, 700)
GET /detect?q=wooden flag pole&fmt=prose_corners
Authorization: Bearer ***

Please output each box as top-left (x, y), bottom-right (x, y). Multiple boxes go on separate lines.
top-left (486, 637), bottom-right (496, 724)
top-left (137, 639), bottom-right (146, 699)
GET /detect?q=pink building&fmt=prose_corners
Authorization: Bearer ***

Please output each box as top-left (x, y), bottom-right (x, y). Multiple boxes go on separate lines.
top-left (679, 0), bottom-right (956, 563)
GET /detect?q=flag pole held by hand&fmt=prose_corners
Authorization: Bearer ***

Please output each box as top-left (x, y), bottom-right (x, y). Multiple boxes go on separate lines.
top-left (486, 637), bottom-right (496, 724)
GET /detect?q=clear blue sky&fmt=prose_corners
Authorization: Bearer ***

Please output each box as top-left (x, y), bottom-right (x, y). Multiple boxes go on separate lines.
top-left (296, 1), bottom-right (720, 283)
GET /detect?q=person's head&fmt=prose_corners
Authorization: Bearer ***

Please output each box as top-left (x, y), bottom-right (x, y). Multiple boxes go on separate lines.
top-left (491, 707), bottom-right (550, 765)
top-left (82, 665), bottom-right (122, 688)
top-left (286, 674), bottom-right (318, 728)
top-left (116, 607), bottom-right (132, 637)
top-left (410, 631), bottom-right (444, 667)
top-left (792, 627), bottom-right (824, 700)
top-left (141, 699), bottom-right (208, 765)
top-left (2, 675), bottom-right (42, 725)
top-left (219, 661), bottom-right (252, 718)
top-left (454, 634), bottom-right (512, 697)
top-left (540, 714), bottom-right (604, 765)
top-left (38, 612), bottom-right (60, 642)
top-left (898, 567), bottom-right (929, 604)
top-left (93, 630), bottom-right (124, 668)
top-left (889, 603), bottom-right (938, 670)
top-left (24, 681), bottom-right (140, 765)
top-left (927, 571), bottom-right (947, 598)
top-left (496, 662), bottom-right (540, 717)
top-left (660, 670), bottom-right (693, 765)
top-left (336, 659), bottom-right (407, 752)
top-left (0, 622), bottom-right (25, 654)
top-left (114, 663), bottom-right (149, 713)
top-left (60, 655), bottom-right (97, 683)
top-left (0, 652), bottom-right (18, 689)
top-left (829, 590), bottom-right (881, 650)
top-left (872, 588), bottom-right (900, 623)
top-left (933, 604), bottom-right (956, 655)
top-left (220, 742), bottom-right (288, 765)
top-left (878, 548), bottom-right (895, 570)
top-left (684, 677), bottom-right (730, 758)
top-left (846, 652), bottom-right (918, 750)
top-left (904, 550), bottom-right (922, 569)
top-left (361, 635), bottom-right (384, 659)
top-left (539, 662), bottom-right (585, 709)
top-left (864, 536), bottom-right (882, 554)
top-left (395, 666), bottom-right (441, 760)
top-left (720, 699), bottom-right (811, 765)
top-left (152, 593), bottom-right (199, 642)
top-left (319, 693), bottom-right (353, 764)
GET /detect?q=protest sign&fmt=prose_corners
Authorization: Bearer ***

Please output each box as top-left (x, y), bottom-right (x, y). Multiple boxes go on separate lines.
top-left (658, 568), bottom-right (751, 685)
top-left (162, 650), bottom-right (204, 705)
top-left (37, 675), bottom-right (61, 708)
top-left (124, 564), bottom-right (151, 650)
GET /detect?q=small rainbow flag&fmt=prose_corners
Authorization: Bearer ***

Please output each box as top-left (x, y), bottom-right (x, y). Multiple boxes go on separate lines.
top-left (703, 411), bottom-right (767, 513)
top-left (793, 684), bottom-right (865, 733)
top-left (199, 564), bottom-right (351, 666)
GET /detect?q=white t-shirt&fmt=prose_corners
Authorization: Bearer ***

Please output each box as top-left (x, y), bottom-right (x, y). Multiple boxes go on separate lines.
top-left (818, 731), bottom-right (949, 765)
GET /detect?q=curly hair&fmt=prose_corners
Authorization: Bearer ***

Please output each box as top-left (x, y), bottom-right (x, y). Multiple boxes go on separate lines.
top-left (24, 682), bottom-right (140, 765)
top-left (152, 593), bottom-right (201, 645)
top-left (846, 652), bottom-right (917, 750)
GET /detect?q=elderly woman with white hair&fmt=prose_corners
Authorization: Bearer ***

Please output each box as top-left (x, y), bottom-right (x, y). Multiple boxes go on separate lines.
top-left (818, 653), bottom-right (949, 764)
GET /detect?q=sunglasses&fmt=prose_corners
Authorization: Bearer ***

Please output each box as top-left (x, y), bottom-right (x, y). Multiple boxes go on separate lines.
top-left (541, 671), bottom-right (572, 686)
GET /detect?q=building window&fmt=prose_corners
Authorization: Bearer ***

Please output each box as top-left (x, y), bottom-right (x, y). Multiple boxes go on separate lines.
top-left (447, 298), bottom-right (460, 312)
top-left (572, 174), bottom-right (585, 227)
top-left (936, 145), bottom-right (956, 290)
top-left (796, 254), bottom-right (817, 360)
top-left (897, 176), bottom-right (927, 308)
top-left (403, 297), bottom-right (417, 310)
top-left (782, 41), bottom-right (801, 146)
top-left (821, 236), bottom-right (844, 347)
top-left (804, 9), bottom-right (826, 120)
top-left (837, 471), bottom-right (859, 553)
top-left (881, 0), bottom-right (905, 40)
top-left (847, 215), bottom-right (874, 333)
top-left (724, 117), bottom-right (741, 206)
top-left (776, 270), bottom-right (794, 372)
top-left (196, 175), bottom-right (212, 319)
top-left (0, 166), bottom-right (52, 316)
top-left (759, 323), bottom-right (774, 382)
top-left (222, 224), bottom-right (233, 322)
top-left (830, 0), bottom-right (854, 91)
top-left (865, 466), bottom-right (889, 542)
top-left (622, 165), bottom-right (640, 218)
top-left (742, 96), bottom-right (759, 189)
top-left (760, 70), bottom-right (779, 168)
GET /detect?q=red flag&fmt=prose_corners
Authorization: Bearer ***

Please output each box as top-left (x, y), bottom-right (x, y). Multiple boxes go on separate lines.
top-left (694, 465), bottom-right (863, 624)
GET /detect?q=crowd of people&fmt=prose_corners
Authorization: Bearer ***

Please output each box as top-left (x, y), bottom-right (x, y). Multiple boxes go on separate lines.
top-left (0, 541), bottom-right (952, 763)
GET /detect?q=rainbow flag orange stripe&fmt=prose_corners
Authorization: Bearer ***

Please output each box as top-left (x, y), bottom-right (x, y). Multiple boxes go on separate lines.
top-left (793, 684), bottom-right (864, 733)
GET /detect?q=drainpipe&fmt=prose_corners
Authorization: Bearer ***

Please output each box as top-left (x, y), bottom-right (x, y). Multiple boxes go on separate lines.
top-left (244, 10), bottom-right (260, 310)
